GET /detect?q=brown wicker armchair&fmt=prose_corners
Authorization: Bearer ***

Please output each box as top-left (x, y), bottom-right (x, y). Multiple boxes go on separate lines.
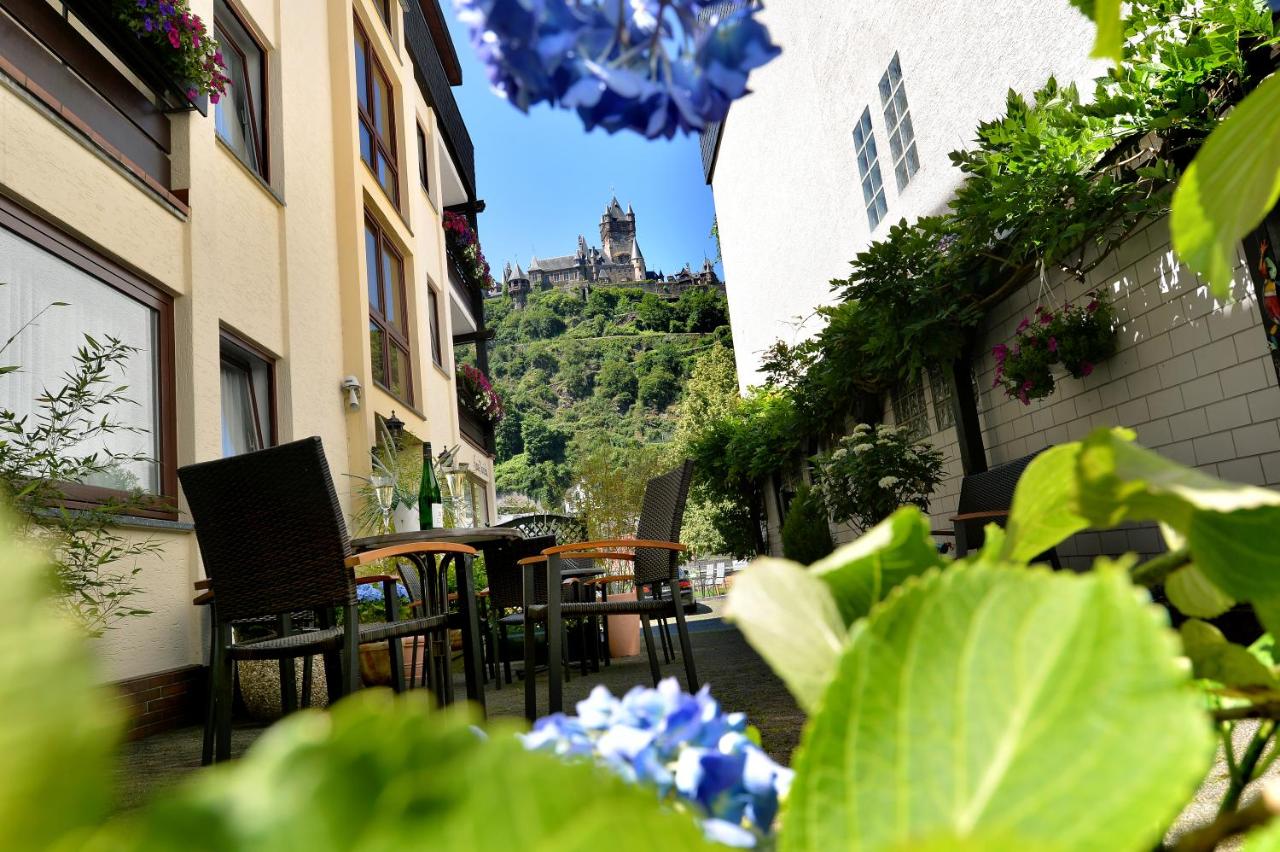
top-left (178, 437), bottom-right (477, 762)
top-left (521, 461), bottom-right (697, 719)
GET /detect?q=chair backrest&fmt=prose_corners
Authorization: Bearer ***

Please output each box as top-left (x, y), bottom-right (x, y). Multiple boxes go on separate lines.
top-left (486, 535), bottom-right (555, 610)
top-left (956, 450), bottom-right (1045, 516)
top-left (178, 437), bottom-right (354, 623)
top-left (495, 513), bottom-right (587, 545)
top-left (715, 564), bottom-right (725, 583)
top-left (633, 459), bottom-right (693, 586)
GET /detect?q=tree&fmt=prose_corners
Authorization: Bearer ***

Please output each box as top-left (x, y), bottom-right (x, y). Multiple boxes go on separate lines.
top-left (494, 407), bottom-right (524, 461)
top-left (780, 485), bottom-right (835, 564)
top-left (673, 344), bottom-right (739, 454)
top-left (596, 359), bottom-right (638, 403)
top-left (521, 417), bottom-right (568, 465)
top-left (519, 307), bottom-right (566, 339)
top-left (638, 368), bottom-right (679, 410)
top-left (634, 293), bottom-right (674, 332)
top-left (560, 361), bottom-right (594, 400)
top-left (571, 442), bottom-right (663, 541)
top-left (676, 287), bottom-right (729, 333)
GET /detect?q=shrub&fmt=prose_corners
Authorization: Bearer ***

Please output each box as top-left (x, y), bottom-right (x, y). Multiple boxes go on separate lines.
top-left (812, 424), bottom-right (945, 530)
top-left (780, 485), bottom-right (834, 564)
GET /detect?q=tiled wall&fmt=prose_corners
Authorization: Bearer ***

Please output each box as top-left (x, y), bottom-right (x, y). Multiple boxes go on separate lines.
top-left (860, 216), bottom-right (1275, 568)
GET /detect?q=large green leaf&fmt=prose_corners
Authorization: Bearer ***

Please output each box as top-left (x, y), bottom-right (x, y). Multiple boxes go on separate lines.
top-left (0, 509), bottom-right (122, 850)
top-left (1001, 443), bottom-right (1089, 564)
top-left (783, 562), bottom-right (1212, 852)
top-left (1067, 0), bottom-right (1123, 63)
top-left (724, 558), bottom-right (848, 713)
top-left (105, 691), bottom-right (713, 851)
top-left (809, 507), bottom-right (945, 626)
top-left (1172, 72), bottom-right (1280, 300)
top-left (1075, 428), bottom-right (1280, 600)
top-left (1165, 565), bottom-right (1235, 619)
top-left (1180, 619), bottom-right (1276, 689)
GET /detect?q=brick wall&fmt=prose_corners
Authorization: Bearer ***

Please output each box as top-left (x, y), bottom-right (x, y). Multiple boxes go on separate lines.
top-left (856, 216), bottom-right (1275, 568)
top-left (113, 665), bottom-right (204, 740)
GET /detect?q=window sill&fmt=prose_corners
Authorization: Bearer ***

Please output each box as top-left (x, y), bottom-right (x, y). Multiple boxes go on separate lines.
top-left (216, 135), bottom-right (284, 206)
top-left (33, 505), bottom-right (193, 533)
top-left (372, 378), bottom-right (424, 420)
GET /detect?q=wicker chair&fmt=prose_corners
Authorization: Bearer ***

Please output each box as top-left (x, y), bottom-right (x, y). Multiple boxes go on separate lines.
top-left (178, 437), bottom-right (477, 762)
top-left (520, 460), bottom-right (697, 719)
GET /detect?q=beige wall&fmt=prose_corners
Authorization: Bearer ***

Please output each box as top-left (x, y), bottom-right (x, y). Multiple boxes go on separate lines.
top-left (0, 0), bottom-right (494, 681)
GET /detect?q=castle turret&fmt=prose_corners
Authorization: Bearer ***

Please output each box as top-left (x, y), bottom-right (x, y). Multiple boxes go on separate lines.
top-left (630, 237), bottom-right (647, 281)
top-left (507, 261), bottom-right (531, 308)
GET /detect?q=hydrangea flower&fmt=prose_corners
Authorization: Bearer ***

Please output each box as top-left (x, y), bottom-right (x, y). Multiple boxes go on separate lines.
top-left (452, 0), bottom-right (781, 138)
top-left (522, 679), bottom-right (792, 846)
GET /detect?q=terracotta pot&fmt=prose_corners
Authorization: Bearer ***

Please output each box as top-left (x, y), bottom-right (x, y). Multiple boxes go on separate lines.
top-left (607, 590), bottom-right (642, 658)
top-left (237, 656), bottom-right (329, 720)
top-left (359, 636), bottom-right (429, 686)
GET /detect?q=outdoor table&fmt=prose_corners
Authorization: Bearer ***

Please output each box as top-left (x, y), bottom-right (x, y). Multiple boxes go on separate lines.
top-left (350, 527), bottom-right (524, 717)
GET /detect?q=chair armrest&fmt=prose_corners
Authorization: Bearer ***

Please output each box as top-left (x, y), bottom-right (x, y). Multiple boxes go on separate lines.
top-left (542, 539), bottom-right (686, 556)
top-left (345, 541), bottom-right (478, 568)
top-left (194, 578), bottom-right (212, 590)
top-left (562, 551), bottom-right (636, 562)
top-left (518, 555), bottom-right (547, 567)
top-left (353, 574), bottom-right (399, 585)
top-left (949, 510), bottom-right (1009, 523)
top-left (192, 590), bottom-right (215, 606)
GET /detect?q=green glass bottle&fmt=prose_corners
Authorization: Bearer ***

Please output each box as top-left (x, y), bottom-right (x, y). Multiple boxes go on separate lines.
top-left (419, 443), bottom-right (444, 530)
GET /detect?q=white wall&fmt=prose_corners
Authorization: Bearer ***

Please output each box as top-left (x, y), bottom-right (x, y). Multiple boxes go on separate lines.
top-left (712, 0), bottom-right (1104, 390)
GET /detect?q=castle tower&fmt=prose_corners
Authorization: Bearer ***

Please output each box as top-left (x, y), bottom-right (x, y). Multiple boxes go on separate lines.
top-left (630, 236), bottom-right (647, 281)
top-left (507, 261), bottom-right (530, 309)
top-left (599, 196), bottom-right (636, 265)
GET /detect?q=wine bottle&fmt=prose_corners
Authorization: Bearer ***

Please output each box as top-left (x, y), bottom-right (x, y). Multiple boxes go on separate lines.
top-left (419, 443), bottom-right (444, 530)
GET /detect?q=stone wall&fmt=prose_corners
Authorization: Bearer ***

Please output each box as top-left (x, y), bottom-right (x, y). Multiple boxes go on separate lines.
top-left (856, 216), bottom-right (1274, 569)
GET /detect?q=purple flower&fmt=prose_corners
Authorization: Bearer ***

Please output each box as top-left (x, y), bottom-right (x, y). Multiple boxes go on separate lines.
top-left (1086, 299), bottom-right (1100, 314)
top-left (1048, 336), bottom-right (1058, 353)
top-left (1016, 317), bottom-right (1030, 333)
top-left (1081, 361), bottom-right (1095, 377)
top-left (159, 1), bottom-right (175, 14)
top-left (992, 343), bottom-right (1008, 362)
top-left (143, 15), bottom-right (154, 31)
top-left (186, 87), bottom-right (198, 100)
top-left (1040, 312), bottom-right (1053, 325)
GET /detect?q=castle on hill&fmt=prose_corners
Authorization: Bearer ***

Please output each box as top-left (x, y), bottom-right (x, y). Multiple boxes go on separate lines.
top-left (499, 197), bottom-right (723, 308)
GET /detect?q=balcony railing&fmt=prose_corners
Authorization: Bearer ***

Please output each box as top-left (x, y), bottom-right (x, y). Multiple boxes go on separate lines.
top-left (1, 0), bottom-right (179, 189)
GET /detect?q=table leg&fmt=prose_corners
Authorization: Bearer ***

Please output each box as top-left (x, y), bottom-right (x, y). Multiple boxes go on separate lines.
top-left (454, 552), bottom-right (487, 715)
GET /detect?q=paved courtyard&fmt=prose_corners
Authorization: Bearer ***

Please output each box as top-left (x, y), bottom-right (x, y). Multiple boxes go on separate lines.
top-left (115, 598), bottom-right (806, 811)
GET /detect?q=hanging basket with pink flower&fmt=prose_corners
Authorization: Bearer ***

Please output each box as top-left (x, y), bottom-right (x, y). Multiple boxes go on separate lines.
top-left (993, 292), bottom-right (1116, 405)
top-left (456, 364), bottom-right (505, 425)
top-left (443, 212), bottom-right (493, 294)
top-left (108, 0), bottom-right (229, 104)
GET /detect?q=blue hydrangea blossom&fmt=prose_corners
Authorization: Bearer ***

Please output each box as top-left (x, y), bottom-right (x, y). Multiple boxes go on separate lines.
top-left (452, 0), bottom-right (781, 138)
top-left (521, 678), bottom-right (792, 846)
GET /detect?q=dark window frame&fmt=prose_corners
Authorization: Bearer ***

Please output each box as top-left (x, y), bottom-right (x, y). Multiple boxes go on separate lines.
top-left (213, 0), bottom-right (270, 182)
top-left (376, 0), bottom-right (394, 30)
top-left (0, 195), bottom-right (177, 520)
top-left (416, 122), bottom-right (430, 193)
top-left (365, 212), bottom-right (414, 404)
top-left (354, 18), bottom-right (400, 207)
top-left (428, 285), bottom-right (443, 367)
top-left (218, 328), bottom-right (277, 453)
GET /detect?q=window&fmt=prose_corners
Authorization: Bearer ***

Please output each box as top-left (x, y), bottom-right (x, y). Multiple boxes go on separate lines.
top-left (927, 363), bottom-right (955, 432)
top-left (891, 370), bottom-right (928, 439)
top-left (0, 198), bottom-right (174, 506)
top-left (852, 108), bottom-right (887, 230)
top-left (219, 332), bottom-right (275, 457)
top-left (416, 123), bottom-right (430, 193)
top-left (376, 0), bottom-right (393, 30)
top-left (428, 287), bottom-right (443, 367)
top-left (365, 213), bottom-right (412, 403)
top-left (214, 0), bottom-right (268, 180)
top-left (879, 53), bottom-right (919, 192)
top-left (355, 21), bottom-right (399, 205)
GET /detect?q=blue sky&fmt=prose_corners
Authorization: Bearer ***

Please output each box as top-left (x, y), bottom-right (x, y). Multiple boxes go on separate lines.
top-left (445, 14), bottom-right (722, 281)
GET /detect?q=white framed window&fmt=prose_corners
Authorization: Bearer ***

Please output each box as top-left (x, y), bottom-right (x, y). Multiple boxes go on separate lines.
top-left (852, 108), bottom-right (887, 230)
top-left (879, 53), bottom-right (919, 192)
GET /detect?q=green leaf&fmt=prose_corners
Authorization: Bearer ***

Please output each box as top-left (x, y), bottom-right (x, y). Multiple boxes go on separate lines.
top-left (808, 507), bottom-right (945, 626)
top-left (0, 508), bottom-right (122, 849)
top-left (1172, 72), bottom-right (1280, 300)
top-left (1001, 443), bottom-right (1088, 564)
top-left (1067, 0), bottom-right (1123, 63)
top-left (1075, 428), bottom-right (1280, 600)
top-left (105, 691), bottom-right (713, 851)
top-left (725, 557), bottom-right (849, 713)
top-left (1180, 619), bottom-right (1276, 689)
top-left (783, 562), bottom-right (1212, 852)
top-left (1165, 565), bottom-right (1235, 618)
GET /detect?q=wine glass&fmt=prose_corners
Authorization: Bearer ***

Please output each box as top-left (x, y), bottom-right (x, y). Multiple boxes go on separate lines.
top-left (372, 472), bottom-right (395, 533)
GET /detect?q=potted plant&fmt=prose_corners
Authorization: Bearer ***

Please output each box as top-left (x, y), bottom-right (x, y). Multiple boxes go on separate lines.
top-left (443, 212), bottom-right (493, 293)
top-left (812, 424), bottom-right (945, 532)
top-left (994, 292), bottom-right (1117, 405)
top-left (456, 364), bottom-right (505, 426)
top-left (599, 571), bottom-right (642, 658)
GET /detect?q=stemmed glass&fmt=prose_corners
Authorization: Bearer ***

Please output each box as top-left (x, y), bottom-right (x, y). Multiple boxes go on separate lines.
top-left (372, 472), bottom-right (395, 533)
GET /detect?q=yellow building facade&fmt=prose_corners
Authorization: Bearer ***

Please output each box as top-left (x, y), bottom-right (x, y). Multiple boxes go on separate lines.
top-left (0, 0), bottom-right (495, 730)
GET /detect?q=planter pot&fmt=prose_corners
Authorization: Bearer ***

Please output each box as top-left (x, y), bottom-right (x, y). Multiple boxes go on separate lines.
top-left (237, 656), bottom-right (329, 721)
top-left (607, 590), bottom-right (642, 658)
top-left (392, 504), bottom-right (420, 533)
top-left (359, 636), bottom-right (428, 687)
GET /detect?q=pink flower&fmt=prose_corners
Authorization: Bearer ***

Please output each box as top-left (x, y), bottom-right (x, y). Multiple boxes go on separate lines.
top-left (1086, 299), bottom-right (1099, 314)
top-left (1080, 361), bottom-right (1094, 377)
top-left (1040, 312), bottom-right (1053, 325)
top-left (1012, 345), bottom-right (1021, 357)
top-left (992, 343), bottom-right (1009, 362)
top-left (213, 51), bottom-right (225, 66)
top-left (210, 92), bottom-right (221, 104)
top-left (1048, 336), bottom-right (1058, 352)
top-left (1016, 318), bottom-right (1031, 333)
top-left (1018, 389), bottom-right (1030, 405)
top-left (168, 28), bottom-right (181, 48)
top-left (186, 87), bottom-right (198, 100)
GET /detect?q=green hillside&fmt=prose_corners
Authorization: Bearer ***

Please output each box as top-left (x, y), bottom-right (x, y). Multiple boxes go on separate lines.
top-left (485, 285), bottom-right (733, 513)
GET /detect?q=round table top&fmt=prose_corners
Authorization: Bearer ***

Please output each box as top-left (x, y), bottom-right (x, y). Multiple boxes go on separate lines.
top-left (350, 526), bottom-right (525, 551)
